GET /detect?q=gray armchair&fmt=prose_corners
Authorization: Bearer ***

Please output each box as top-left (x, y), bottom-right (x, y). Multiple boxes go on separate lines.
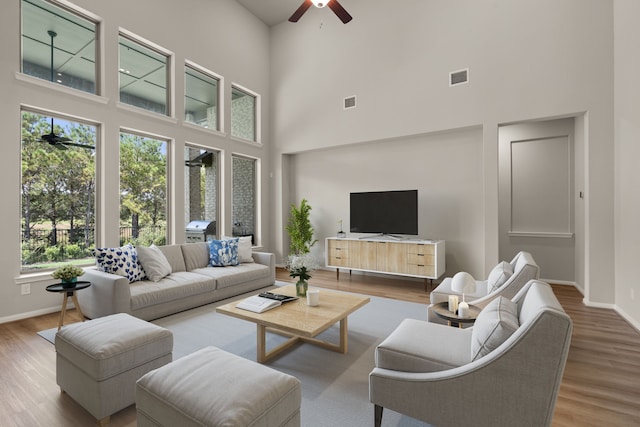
top-left (428, 251), bottom-right (539, 324)
top-left (369, 280), bottom-right (572, 427)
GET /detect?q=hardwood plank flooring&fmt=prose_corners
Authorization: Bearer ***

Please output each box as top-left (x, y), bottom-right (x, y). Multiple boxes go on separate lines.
top-left (0, 268), bottom-right (637, 426)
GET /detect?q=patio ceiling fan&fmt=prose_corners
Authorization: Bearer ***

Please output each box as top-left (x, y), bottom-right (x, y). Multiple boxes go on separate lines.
top-left (289, 0), bottom-right (352, 24)
top-left (37, 30), bottom-right (95, 151)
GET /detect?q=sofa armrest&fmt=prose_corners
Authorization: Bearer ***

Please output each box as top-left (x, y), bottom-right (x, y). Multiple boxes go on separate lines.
top-left (76, 268), bottom-right (132, 319)
top-left (251, 251), bottom-right (276, 283)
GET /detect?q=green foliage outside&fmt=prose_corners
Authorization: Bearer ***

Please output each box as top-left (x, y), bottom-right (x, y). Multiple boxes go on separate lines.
top-left (285, 198), bottom-right (317, 256)
top-left (20, 112), bottom-right (167, 272)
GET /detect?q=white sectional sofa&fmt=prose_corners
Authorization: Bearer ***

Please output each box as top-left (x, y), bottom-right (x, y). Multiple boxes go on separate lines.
top-left (77, 242), bottom-right (275, 321)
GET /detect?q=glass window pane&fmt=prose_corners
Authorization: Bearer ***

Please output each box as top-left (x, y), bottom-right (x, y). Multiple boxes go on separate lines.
top-left (184, 146), bottom-right (219, 242)
top-left (21, 0), bottom-right (97, 94)
top-left (231, 86), bottom-right (256, 141)
top-left (232, 155), bottom-right (256, 245)
top-left (119, 35), bottom-right (168, 115)
top-left (21, 110), bottom-right (97, 272)
top-left (185, 65), bottom-right (219, 130)
top-left (119, 133), bottom-right (168, 245)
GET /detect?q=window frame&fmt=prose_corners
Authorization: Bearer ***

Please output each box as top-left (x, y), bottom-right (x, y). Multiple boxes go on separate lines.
top-left (20, 0), bottom-right (102, 96)
top-left (118, 128), bottom-right (173, 246)
top-left (231, 153), bottom-right (260, 246)
top-left (230, 83), bottom-right (261, 144)
top-left (184, 61), bottom-right (224, 134)
top-left (118, 28), bottom-right (174, 118)
top-left (19, 106), bottom-right (100, 273)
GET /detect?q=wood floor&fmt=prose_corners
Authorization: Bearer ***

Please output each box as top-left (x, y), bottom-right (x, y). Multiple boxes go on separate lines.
top-left (1, 268), bottom-right (638, 426)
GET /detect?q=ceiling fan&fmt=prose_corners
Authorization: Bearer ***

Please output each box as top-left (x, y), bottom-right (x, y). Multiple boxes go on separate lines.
top-left (289, 0), bottom-right (353, 24)
top-left (38, 117), bottom-right (95, 150)
top-left (37, 30), bottom-right (94, 150)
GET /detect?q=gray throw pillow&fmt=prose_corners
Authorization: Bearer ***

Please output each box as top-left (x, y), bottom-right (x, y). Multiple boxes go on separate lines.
top-left (470, 296), bottom-right (519, 361)
top-left (137, 244), bottom-right (172, 282)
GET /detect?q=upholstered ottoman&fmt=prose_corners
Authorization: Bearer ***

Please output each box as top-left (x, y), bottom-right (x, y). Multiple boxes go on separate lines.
top-left (55, 313), bottom-right (173, 426)
top-left (136, 346), bottom-right (302, 427)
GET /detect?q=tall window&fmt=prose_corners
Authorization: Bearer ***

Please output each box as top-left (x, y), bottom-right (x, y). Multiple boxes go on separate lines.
top-left (119, 132), bottom-right (168, 246)
top-left (185, 64), bottom-right (220, 131)
top-left (184, 146), bottom-right (219, 241)
top-left (20, 110), bottom-right (97, 272)
top-left (231, 85), bottom-right (257, 142)
top-left (21, 0), bottom-right (98, 94)
top-left (119, 33), bottom-right (170, 115)
top-left (232, 155), bottom-right (257, 244)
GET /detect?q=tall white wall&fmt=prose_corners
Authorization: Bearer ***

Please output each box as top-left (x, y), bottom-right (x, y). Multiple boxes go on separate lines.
top-left (270, 0), bottom-right (615, 306)
top-left (288, 127), bottom-right (485, 278)
top-left (0, 0), bottom-right (270, 321)
top-left (614, 0), bottom-right (640, 327)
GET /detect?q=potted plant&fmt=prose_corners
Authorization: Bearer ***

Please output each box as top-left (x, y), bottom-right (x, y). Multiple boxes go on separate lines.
top-left (52, 264), bottom-right (85, 288)
top-left (285, 198), bottom-right (318, 296)
top-left (286, 253), bottom-right (319, 297)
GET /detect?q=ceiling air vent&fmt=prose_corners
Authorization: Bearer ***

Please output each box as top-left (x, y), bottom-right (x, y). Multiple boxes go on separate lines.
top-left (449, 68), bottom-right (469, 86)
top-left (343, 95), bottom-right (356, 110)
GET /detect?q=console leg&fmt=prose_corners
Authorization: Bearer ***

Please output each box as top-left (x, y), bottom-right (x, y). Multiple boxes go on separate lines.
top-left (336, 268), bottom-right (340, 280)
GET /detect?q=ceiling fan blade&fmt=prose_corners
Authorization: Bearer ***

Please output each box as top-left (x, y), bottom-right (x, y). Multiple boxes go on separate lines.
top-left (289, 0), bottom-right (313, 22)
top-left (328, 0), bottom-right (352, 23)
top-left (63, 141), bottom-right (95, 150)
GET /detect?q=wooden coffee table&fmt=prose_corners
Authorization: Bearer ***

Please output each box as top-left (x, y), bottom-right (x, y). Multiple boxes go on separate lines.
top-left (216, 285), bottom-right (370, 363)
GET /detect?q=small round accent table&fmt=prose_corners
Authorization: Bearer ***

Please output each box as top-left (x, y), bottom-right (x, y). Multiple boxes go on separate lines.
top-left (46, 281), bottom-right (91, 330)
top-left (432, 301), bottom-right (481, 328)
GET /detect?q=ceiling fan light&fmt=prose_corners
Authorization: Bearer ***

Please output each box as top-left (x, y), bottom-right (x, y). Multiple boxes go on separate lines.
top-left (311, 0), bottom-right (328, 8)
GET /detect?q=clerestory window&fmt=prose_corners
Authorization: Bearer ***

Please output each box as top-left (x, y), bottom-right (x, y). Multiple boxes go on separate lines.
top-left (21, 0), bottom-right (99, 95)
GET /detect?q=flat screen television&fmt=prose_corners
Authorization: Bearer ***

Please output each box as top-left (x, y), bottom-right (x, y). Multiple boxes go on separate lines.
top-left (350, 190), bottom-right (418, 236)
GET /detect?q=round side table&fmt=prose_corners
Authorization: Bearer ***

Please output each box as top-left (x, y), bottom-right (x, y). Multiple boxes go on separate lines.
top-left (432, 301), bottom-right (481, 328)
top-left (46, 281), bottom-right (91, 330)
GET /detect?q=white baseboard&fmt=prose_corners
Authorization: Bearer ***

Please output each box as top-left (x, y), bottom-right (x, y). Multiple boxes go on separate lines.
top-left (0, 305), bottom-right (64, 324)
top-left (614, 306), bottom-right (640, 332)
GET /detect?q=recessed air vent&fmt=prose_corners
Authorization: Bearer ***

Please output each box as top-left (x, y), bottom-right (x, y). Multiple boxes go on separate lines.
top-left (449, 68), bottom-right (469, 86)
top-left (343, 95), bottom-right (356, 110)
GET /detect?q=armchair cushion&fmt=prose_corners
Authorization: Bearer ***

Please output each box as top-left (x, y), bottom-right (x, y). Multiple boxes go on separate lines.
top-left (376, 319), bottom-right (472, 373)
top-left (471, 296), bottom-right (519, 361)
top-left (487, 261), bottom-right (513, 293)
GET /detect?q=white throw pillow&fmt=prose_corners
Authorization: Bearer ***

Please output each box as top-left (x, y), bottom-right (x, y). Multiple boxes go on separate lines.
top-left (136, 244), bottom-right (172, 282)
top-left (222, 236), bottom-right (254, 263)
top-left (487, 261), bottom-right (513, 293)
top-left (470, 296), bottom-right (519, 361)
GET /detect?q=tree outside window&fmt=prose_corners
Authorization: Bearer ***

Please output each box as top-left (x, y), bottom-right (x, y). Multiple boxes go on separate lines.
top-left (20, 111), bottom-right (96, 272)
top-left (119, 132), bottom-right (168, 246)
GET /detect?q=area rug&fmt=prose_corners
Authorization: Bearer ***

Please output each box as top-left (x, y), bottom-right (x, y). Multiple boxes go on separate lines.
top-left (38, 282), bottom-right (432, 426)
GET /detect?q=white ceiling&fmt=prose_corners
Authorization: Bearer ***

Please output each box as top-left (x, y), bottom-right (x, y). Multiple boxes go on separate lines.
top-left (235, 0), bottom-right (318, 27)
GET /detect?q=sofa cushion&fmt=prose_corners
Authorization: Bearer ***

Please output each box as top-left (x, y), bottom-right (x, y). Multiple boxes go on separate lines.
top-left (487, 261), bottom-right (513, 293)
top-left (223, 235), bottom-right (254, 263)
top-left (129, 272), bottom-right (215, 311)
top-left (181, 242), bottom-right (210, 271)
top-left (209, 239), bottom-right (239, 267)
top-left (93, 243), bottom-right (145, 283)
top-left (158, 245), bottom-right (186, 272)
top-left (136, 244), bottom-right (172, 282)
top-left (471, 296), bottom-right (519, 361)
top-left (191, 263), bottom-right (271, 290)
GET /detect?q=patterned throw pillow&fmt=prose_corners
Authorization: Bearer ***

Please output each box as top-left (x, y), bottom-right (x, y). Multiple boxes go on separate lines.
top-left (93, 243), bottom-right (145, 283)
top-left (209, 238), bottom-right (239, 267)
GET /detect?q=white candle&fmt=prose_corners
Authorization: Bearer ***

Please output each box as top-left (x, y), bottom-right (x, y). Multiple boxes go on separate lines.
top-left (458, 301), bottom-right (469, 318)
top-left (448, 295), bottom-right (459, 313)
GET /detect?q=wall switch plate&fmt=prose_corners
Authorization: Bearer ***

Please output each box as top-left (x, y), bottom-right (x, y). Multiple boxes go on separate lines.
top-left (21, 283), bottom-right (31, 295)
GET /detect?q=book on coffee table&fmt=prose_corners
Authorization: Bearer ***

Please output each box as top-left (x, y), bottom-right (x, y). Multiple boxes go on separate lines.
top-left (237, 295), bottom-right (282, 313)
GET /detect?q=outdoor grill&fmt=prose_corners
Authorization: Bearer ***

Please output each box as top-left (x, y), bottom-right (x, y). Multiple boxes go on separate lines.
top-left (185, 220), bottom-right (216, 243)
